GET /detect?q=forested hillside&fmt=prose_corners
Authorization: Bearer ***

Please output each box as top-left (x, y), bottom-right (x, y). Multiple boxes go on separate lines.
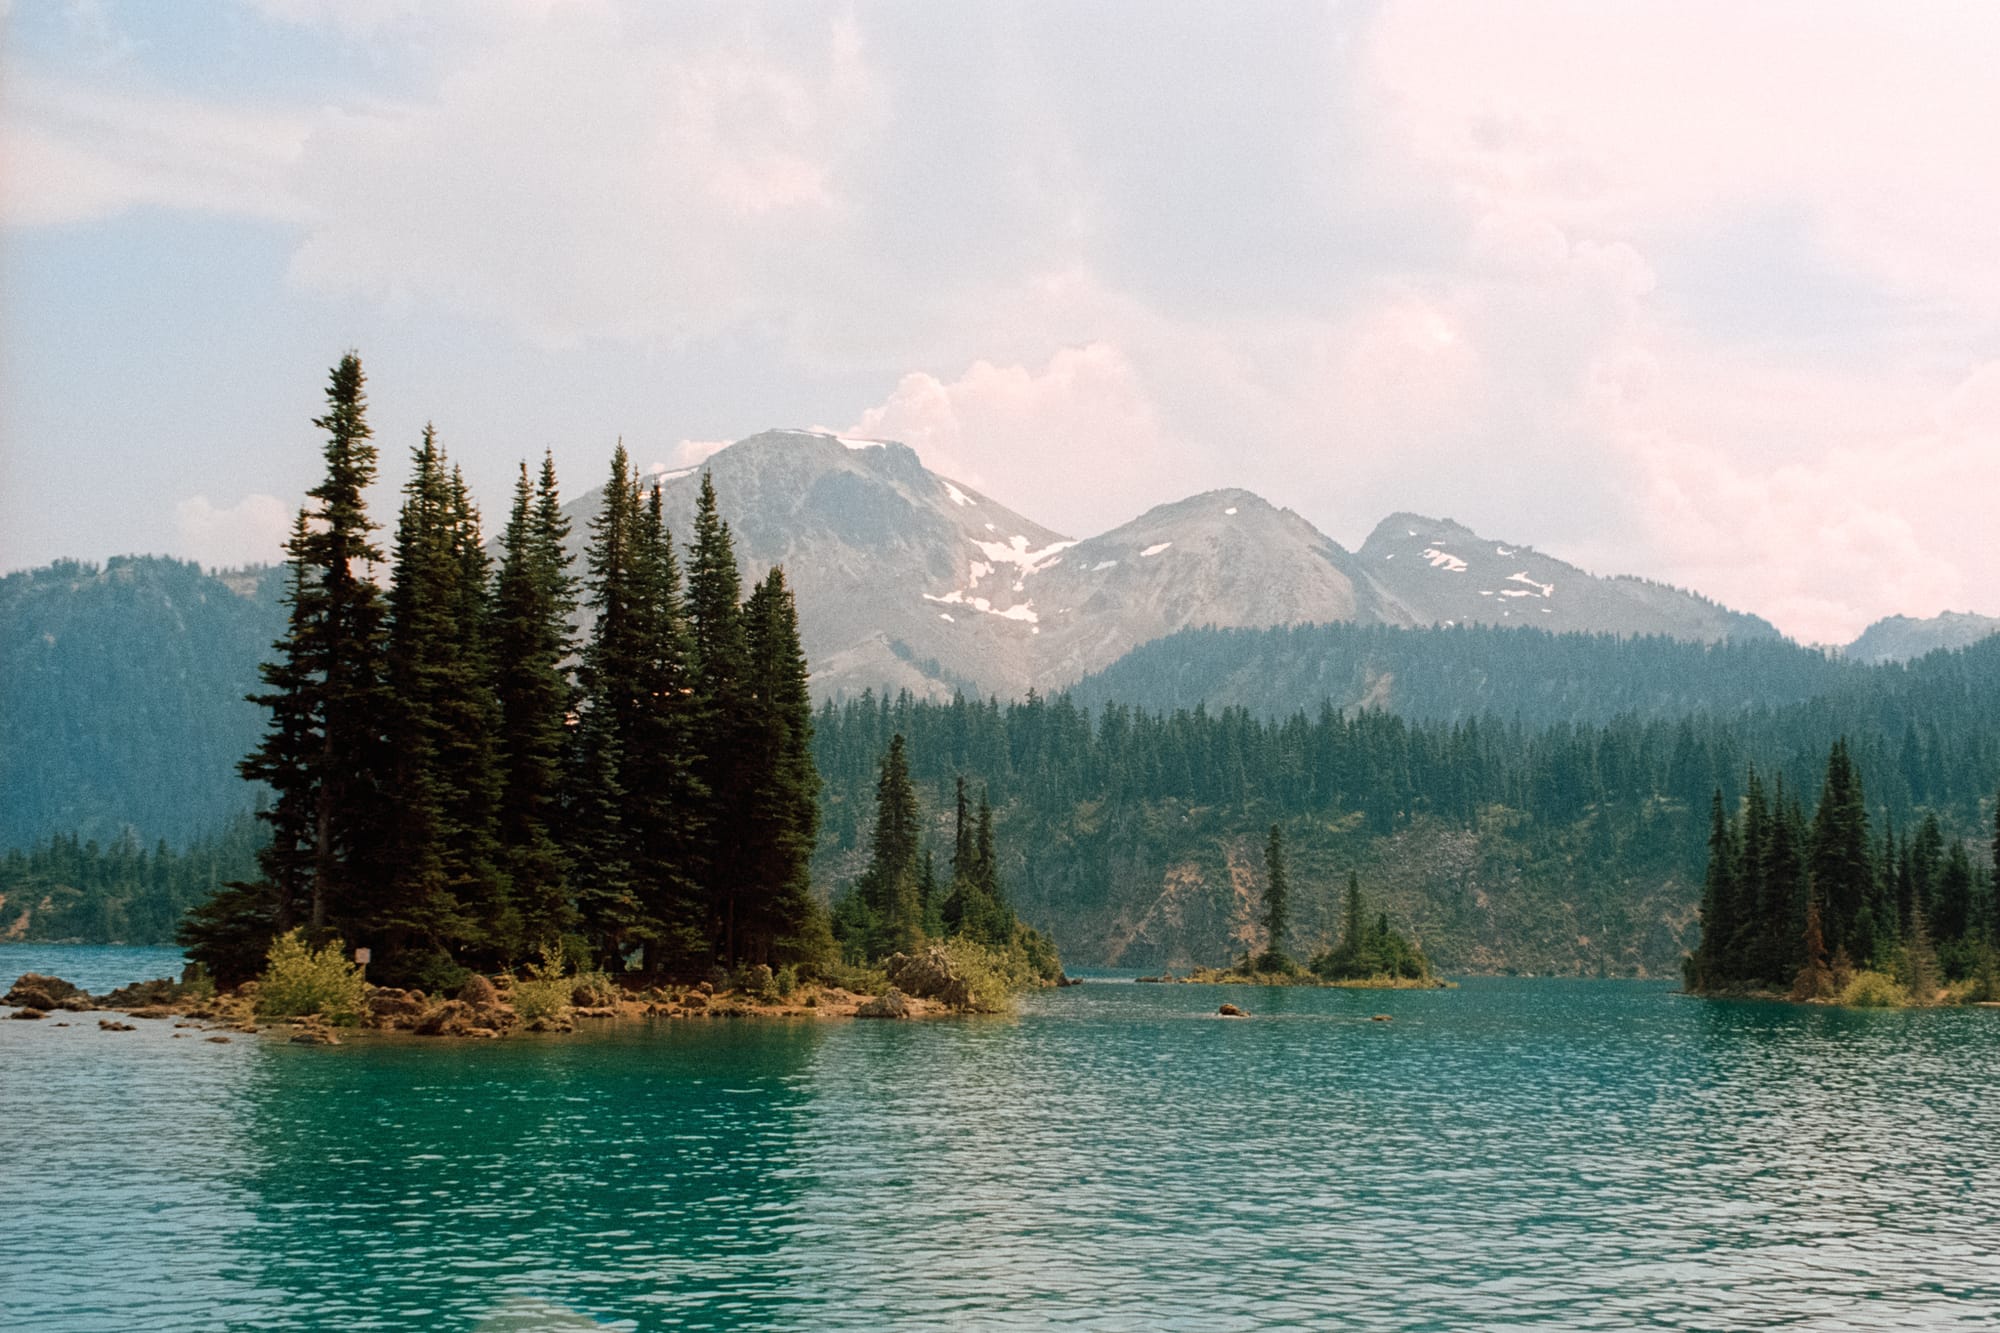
top-left (0, 557), bottom-right (284, 847)
top-left (1070, 621), bottom-right (1859, 725)
top-left (812, 637), bottom-right (2000, 972)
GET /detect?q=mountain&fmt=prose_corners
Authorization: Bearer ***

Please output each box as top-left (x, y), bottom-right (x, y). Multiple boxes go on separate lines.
top-left (1845, 611), bottom-right (2000, 665)
top-left (582, 433), bottom-right (1772, 700)
top-left (0, 557), bottom-right (285, 848)
top-left (1355, 513), bottom-right (1781, 641)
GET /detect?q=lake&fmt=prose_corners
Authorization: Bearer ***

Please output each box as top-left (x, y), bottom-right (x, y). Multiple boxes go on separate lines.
top-left (3, 944), bottom-right (1997, 1330)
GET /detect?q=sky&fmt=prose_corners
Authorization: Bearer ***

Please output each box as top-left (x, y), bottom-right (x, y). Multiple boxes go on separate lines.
top-left (4, 0), bottom-right (1998, 645)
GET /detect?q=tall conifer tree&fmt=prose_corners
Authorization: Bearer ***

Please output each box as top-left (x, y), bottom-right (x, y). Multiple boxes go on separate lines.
top-left (741, 566), bottom-right (820, 964)
top-left (685, 472), bottom-right (754, 958)
top-left (493, 455), bottom-right (577, 950)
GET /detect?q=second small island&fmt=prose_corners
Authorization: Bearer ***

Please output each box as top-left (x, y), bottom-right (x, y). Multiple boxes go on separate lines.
top-left (1145, 825), bottom-right (1449, 990)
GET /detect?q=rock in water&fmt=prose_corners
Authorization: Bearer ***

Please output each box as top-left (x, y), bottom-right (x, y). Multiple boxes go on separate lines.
top-left (856, 988), bottom-right (913, 1019)
top-left (9, 1008), bottom-right (46, 1020)
top-left (97, 1019), bottom-right (135, 1031)
top-left (1371, 1014), bottom-right (1392, 1022)
top-left (1218, 1003), bottom-right (1248, 1017)
top-left (5, 974), bottom-right (91, 1011)
top-left (100, 977), bottom-right (181, 1009)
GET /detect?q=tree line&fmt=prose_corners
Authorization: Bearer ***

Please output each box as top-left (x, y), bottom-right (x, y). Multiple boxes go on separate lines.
top-left (1687, 740), bottom-right (2000, 996)
top-left (180, 354), bottom-right (821, 988)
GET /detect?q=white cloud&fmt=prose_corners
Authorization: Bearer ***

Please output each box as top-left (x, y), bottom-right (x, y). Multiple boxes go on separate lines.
top-left (1, 77), bottom-right (309, 227)
top-left (845, 342), bottom-right (1192, 533)
top-left (174, 493), bottom-right (293, 569)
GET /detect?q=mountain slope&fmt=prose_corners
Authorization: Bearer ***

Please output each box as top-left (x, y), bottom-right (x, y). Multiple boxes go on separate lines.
top-left (1845, 611), bottom-right (2000, 665)
top-left (0, 558), bottom-right (285, 847)
top-left (1357, 513), bottom-right (1781, 642)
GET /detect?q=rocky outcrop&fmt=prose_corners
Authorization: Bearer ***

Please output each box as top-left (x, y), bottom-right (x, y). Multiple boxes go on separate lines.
top-left (457, 975), bottom-right (500, 1007)
top-left (101, 978), bottom-right (182, 1009)
top-left (1218, 1003), bottom-right (1247, 1017)
top-left (5, 973), bottom-right (91, 1011)
top-left (883, 947), bottom-right (978, 1011)
top-left (855, 988), bottom-right (912, 1019)
top-left (413, 998), bottom-right (516, 1038)
top-left (367, 988), bottom-right (428, 1027)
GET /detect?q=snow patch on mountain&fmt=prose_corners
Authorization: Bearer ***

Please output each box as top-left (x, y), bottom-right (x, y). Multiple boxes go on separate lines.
top-left (943, 481), bottom-right (973, 507)
top-left (1141, 542), bottom-right (1173, 557)
top-left (974, 534), bottom-right (1075, 575)
top-left (1507, 572), bottom-right (1555, 597)
top-left (1422, 547), bottom-right (1468, 573)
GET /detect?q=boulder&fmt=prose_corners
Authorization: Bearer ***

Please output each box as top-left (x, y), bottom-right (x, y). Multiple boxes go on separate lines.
top-left (5, 974), bottom-right (90, 1011)
top-left (367, 988), bottom-right (428, 1028)
top-left (97, 1019), bottom-right (136, 1031)
top-left (856, 988), bottom-right (912, 1019)
top-left (9, 1007), bottom-right (46, 1020)
top-left (884, 946), bottom-right (978, 1011)
top-left (571, 977), bottom-right (620, 1008)
top-left (290, 1023), bottom-right (341, 1046)
top-left (205, 1036), bottom-right (233, 1044)
top-left (128, 1006), bottom-right (178, 1020)
top-left (101, 978), bottom-right (181, 1009)
top-left (414, 998), bottom-right (516, 1038)
top-left (1218, 1003), bottom-right (1248, 1017)
top-left (458, 975), bottom-right (500, 1006)
top-left (1371, 1014), bottom-right (1392, 1023)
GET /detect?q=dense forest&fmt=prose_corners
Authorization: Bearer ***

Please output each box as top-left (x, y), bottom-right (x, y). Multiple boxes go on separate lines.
top-left (1687, 743), bottom-right (2000, 1003)
top-left (0, 557), bottom-right (284, 847)
top-left (809, 637), bottom-right (2000, 970)
top-left (1069, 620), bottom-right (1864, 726)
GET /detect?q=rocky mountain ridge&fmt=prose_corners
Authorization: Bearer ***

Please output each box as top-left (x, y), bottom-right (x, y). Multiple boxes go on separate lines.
top-left (586, 430), bottom-right (1786, 699)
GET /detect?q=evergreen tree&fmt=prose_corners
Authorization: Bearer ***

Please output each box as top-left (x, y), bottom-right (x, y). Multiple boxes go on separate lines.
top-left (180, 514), bottom-right (322, 983)
top-left (685, 472), bottom-right (755, 960)
top-left (848, 734), bottom-right (923, 956)
top-left (572, 445), bottom-right (646, 967)
top-left (623, 481), bottom-right (708, 970)
top-left (740, 566), bottom-right (821, 964)
top-left (1809, 740), bottom-right (1874, 964)
top-left (298, 353), bottom-right (394, 941)
top-left (1259, 822), bottom-right (1291, 968)
top-left (492, 455), bottom-right (576, 951)
top-left (1691, 789), bottom-right (1738, 990)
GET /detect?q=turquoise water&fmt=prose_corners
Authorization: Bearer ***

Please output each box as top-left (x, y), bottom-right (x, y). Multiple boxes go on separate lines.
top-left (3, 949), bottom-right (1998, 1331)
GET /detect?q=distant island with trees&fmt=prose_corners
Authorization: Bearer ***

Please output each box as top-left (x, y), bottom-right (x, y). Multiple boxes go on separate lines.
top-left (1147, 825), bottom-right (1445, 989)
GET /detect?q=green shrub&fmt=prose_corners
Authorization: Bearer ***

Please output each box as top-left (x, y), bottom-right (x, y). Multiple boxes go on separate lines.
top-left (774, 965), bottom-right (799, 998)
top-left (509, 974), bottom-right (573, 1022)
top-left (1838, 970), bottom-right (1907, 1009)
top-left (256, 930), bottom-right (369, 1024)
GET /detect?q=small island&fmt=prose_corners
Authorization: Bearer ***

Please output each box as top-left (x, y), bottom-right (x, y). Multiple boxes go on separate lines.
top-left (8, 356), bottom-right (1063, 1044)
top-left (1146, 826), bottom-right (1447, 989)
top-left (1684, 741), bottom-right (2000, 1010)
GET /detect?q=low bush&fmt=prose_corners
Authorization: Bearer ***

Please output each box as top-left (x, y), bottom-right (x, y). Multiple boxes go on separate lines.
top-left (256, 930), bottom-right (369, 1024)
top-left (1838, 970), bottom-right (1907, 1009)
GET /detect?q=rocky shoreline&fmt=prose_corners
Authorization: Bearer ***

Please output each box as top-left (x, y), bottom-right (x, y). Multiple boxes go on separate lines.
top-left (3, 946), bottom-right (1066, 1045)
